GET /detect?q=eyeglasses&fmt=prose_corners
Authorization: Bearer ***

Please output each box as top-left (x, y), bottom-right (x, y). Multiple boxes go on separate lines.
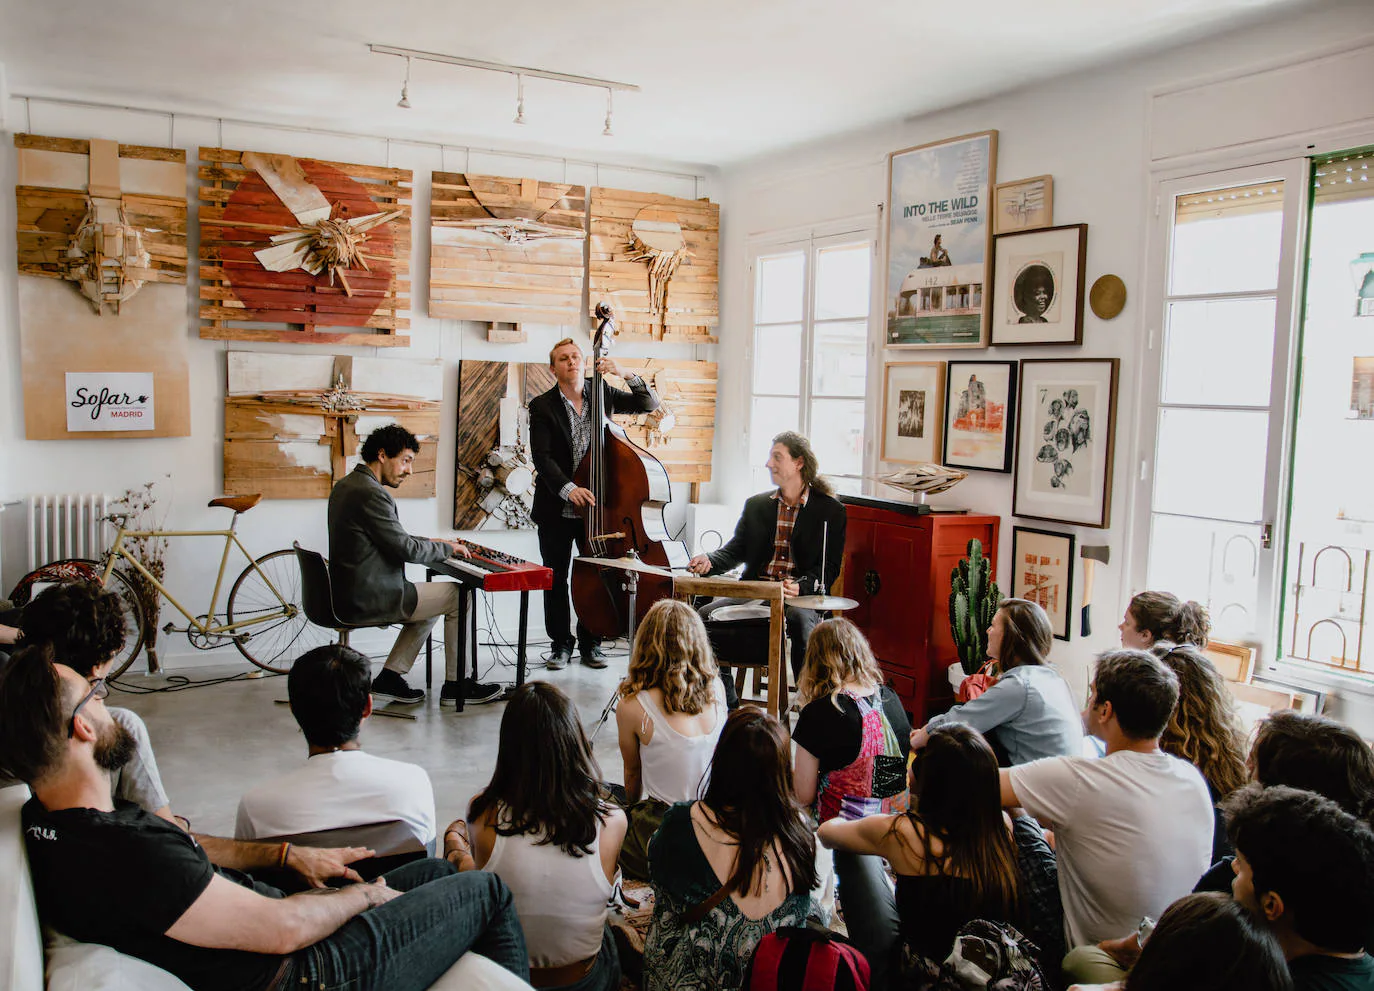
top-left (68, 678), bottom-right (109, 738)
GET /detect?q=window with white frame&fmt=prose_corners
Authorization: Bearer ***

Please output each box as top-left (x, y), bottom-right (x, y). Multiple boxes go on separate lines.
top-left (1136, 146), bottom-right (1374, 684)
top-left (748, 234), bottom-right (874, 492)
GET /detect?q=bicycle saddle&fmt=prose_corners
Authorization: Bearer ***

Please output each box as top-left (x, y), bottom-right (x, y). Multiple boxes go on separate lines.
top-left (208, 494), bottom-right (263, 513)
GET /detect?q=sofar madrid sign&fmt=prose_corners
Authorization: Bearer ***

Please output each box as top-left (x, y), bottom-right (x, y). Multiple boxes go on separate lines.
top-left (65, 372), bottom-right (155, 432)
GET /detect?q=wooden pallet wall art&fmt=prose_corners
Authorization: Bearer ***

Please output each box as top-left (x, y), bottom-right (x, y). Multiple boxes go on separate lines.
top-left (14, 133), bottom-right (191, 439)
top-left (199, 148), bottom-right (412, 347)
top-left (225, 351), bottom-right (441, 500)
top-left (431, 172), bottom-right (587, 327)
top-left (453, 360), bottom-right (540, 531)
top-left (522, 359), bottom-right (717, 485)
top-left (588, 187), bottom-right (719, 344)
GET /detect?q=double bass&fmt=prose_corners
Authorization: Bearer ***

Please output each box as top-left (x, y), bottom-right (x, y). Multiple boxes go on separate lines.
top-left (570, 303), bottom-right (690, 638)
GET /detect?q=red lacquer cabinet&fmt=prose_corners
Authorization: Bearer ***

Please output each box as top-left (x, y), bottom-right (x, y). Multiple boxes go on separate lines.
top-left (838, 496), bottom-right (999, 721)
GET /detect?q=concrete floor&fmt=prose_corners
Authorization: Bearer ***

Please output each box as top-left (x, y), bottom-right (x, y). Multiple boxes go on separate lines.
top-left (111, 646), bottom-right (631, 837)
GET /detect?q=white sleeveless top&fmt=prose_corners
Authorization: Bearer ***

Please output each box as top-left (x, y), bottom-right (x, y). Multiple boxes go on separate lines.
top-left (484, 824), bottom-right (612, 967)
top-left (638, 676), bottom-right (728, 804)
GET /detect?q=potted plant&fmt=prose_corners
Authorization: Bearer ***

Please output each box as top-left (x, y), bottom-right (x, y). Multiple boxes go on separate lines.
top-left (949, 537), bottom-right (1002, 677)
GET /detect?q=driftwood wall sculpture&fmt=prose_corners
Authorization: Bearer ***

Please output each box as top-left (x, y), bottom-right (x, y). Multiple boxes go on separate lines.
top-left (199, 148), bottom-right (412, 346)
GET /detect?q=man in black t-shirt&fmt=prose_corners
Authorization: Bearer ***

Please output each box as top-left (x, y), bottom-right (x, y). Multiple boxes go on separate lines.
top-left (0, 645), bottom-right (528, 991)
top-left (1226, 785), bottom-right (1374, 991)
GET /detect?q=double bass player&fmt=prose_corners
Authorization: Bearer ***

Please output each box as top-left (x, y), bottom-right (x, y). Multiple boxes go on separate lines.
top-left (529, 336), bottom-right (660, 670)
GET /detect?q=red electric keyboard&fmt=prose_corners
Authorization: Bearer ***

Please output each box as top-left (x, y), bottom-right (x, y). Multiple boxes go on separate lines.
top-left (435, 540), bottom-right (553, 593)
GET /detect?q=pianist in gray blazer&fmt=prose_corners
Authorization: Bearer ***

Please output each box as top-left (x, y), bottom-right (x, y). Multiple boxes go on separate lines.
top-left (327, 424), bottom-right (499, 706)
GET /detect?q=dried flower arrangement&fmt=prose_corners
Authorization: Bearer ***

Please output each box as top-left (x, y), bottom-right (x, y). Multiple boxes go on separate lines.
top-left (110, 481), bottom-right (168, 673)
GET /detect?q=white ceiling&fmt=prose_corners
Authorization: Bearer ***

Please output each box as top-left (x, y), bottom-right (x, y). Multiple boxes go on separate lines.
top-left (1, 0), bottom-right (1322, 169)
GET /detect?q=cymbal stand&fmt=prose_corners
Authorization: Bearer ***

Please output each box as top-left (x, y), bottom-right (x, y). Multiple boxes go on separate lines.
top-left (592, 565), bottom-right (640, 738)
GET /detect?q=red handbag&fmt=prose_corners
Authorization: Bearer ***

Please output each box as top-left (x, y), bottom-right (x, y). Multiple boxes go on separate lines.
top-left (957, 658), bottom-right (999, 703)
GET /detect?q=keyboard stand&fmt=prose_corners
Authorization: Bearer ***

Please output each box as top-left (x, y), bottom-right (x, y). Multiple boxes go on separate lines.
top-left (423, 567), bottom-right (534, 712)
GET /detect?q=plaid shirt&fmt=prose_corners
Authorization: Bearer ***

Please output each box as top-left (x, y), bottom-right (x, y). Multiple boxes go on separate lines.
top-left (559, 383), bottom-right (594, 519)
top-left (763, 486), bottom-right (809, 582)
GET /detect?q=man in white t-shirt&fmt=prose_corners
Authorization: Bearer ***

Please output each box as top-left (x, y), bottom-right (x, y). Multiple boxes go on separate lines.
top-left (236, 644), bottom-right (436, 850)
top-left (999, 649), bottom-right (1213, 958)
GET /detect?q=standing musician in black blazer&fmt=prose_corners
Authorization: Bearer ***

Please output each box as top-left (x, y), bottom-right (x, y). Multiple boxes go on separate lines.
top-left (688, 430), bottom-right (847, 679)
top-left (529, 336), bottom-right (660, 671)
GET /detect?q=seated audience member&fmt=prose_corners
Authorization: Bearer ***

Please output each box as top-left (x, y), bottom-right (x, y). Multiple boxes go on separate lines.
top-left (1226, 785), bottom-right (1374, 991)
top-left (0, 645), bottom-right (529, 991)
top-left (1002, 651), bottom-right (1213, 978)
top-left (0, 600), bottom-right (21, 672)
top-left (21, 582), bottom-right (171, 819)
top-left (820, 723), bottom-right (1060, 991)
top-left (1152, 643), bottom-right (1248, 861)
top-left (235, 644), bottom-right (437, 851)
top-left (1193, 709), bottom-right (1374, 894)
top-left (1067, 892), bottom-right (1293, 991)
top-left (1118, 590), bottom-right (1210, 650)
top-left (448, 681), bottom-right (626, 991)
top-left (616, 599), bottom-right (728, 880)
top-left (793, 618), bottom-right (911, 823)
top-left (645, 708), bottom-right (817, 991)
top-left (912, 598), bottom-right (1082, 766)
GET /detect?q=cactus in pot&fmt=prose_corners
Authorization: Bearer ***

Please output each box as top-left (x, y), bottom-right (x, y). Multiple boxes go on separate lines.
top-left (949, 537), bottom-right (1002, 675)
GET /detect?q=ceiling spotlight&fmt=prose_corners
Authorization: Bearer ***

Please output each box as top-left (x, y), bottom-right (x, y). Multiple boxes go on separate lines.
top-left (397, 57), bottom-right (412, 109)
top-left (513, 74), bottom-right (526, 125)
top-left (602, 88), bottom-right (614, 137)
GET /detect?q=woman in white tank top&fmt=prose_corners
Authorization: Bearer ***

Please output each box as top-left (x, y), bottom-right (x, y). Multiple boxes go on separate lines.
top-left (459, 682), bottom-right (626, 991)
top-left (617, 600), bottom-right (728, 880)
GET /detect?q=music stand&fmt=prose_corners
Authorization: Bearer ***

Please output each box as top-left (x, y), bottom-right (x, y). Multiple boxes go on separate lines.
top-left (673, 576), bottom-right (789, 721)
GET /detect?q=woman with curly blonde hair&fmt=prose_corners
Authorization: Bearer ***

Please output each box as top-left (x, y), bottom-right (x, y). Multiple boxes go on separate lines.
top-left (1154, 641), bottom-right (1248, 860)
top-left (792, 618), bottom-right (911, 823)
top-left (616, 598), bottom-right (728, 879)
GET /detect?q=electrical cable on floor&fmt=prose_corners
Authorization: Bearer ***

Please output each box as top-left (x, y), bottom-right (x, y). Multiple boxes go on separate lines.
top-left (109, 669), bottom-right (283, 693)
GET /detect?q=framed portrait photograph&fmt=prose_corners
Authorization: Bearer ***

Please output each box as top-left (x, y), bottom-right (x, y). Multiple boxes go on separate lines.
top-left (1013, 358), bottom-right (1120, 528)
top-left (1011, 526), bottom-right (1075, 641)
top-left (994, 175), bottom-right (1053, 234)
top-left (991, 223), bottom-right (1088, 346)
top-left (942, 360), bottom-right (1017, 472)
top-left (881, 361), bottom-right (946, 463)
top-left (884, 130), bottom-right (997, 349)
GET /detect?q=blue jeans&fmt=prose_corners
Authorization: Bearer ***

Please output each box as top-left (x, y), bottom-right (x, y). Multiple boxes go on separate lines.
top-left (548, 924), bottom-right (620, 991)
top-left (282, 859), bottom-right (529, 991)
top-left (833, 850), bottom-right (900, 991)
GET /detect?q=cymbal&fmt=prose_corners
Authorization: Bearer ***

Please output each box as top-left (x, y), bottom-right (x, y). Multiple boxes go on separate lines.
top-left (577, 555), bottom-right (676, 578)
top-left (789, 594), bottom-right (860, 611)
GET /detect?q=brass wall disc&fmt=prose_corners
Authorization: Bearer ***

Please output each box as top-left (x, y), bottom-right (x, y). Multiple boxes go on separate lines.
top-left (1090, 274), bottom-right (1126, 320)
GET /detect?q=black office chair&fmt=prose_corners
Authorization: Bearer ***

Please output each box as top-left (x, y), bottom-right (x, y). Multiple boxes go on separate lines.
top-left (292, 542), bottom-right (374, 647)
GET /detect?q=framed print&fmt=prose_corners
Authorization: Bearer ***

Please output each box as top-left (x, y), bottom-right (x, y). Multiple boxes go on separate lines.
top-left (994, 175), bottom-right (1053, 233)
top-left (942, 360), bottom-right (1017, 472)
top-left (884, 130), bottom-right (997, 349)
top-left (881, 361), bottom-right (945, 463)
top-left (1013, 358), bottom-right (1120, 528)
top-left (1011, 526), bottom-right (1075, 641)
top-left (991, 223), bottom-right (1088, 346)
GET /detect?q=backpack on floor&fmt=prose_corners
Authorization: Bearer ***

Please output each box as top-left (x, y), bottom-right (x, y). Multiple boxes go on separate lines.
top-left (936, 919), bottom-right (1050, 991)
top-left (744, 926), bottom-right (871, 991)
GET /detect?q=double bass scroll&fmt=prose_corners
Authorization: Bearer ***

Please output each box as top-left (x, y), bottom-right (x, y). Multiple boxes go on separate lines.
top-left (569, 303), bottom-right (690, 639)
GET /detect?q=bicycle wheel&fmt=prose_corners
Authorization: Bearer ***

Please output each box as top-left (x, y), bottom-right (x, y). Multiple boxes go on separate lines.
top-left (8, 558), bottom-right (147, 679)
top-left (227, 549), bottom-right (337, 674)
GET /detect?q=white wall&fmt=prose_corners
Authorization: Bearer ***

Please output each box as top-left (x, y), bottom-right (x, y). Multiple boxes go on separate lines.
top-left (0, 99), bottom-right (718, 669)
top-left (713, 0), bottom-right (1374, 706)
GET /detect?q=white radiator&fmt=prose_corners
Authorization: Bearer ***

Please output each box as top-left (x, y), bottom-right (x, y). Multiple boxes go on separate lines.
top-left (27, 494), bottom-right (110, 570)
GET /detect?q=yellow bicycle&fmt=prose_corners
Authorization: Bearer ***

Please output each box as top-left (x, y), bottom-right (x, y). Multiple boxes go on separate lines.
top-left (11, 494), bottom-right (335, 678)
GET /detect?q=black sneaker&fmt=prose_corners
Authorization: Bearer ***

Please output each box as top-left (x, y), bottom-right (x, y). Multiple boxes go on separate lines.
top-left (439, 680), bottom-right (462, 708)
top-left (546, 645), bottom-right (571, 671)
top-left (579, 644), bottom-right (608, 669)
top-left (463, 678), bottom-right (503, 705)
top-left (371, 669), bottom-right (424, 704)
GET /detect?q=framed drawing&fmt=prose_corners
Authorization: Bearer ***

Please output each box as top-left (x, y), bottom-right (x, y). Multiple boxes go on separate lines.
top-left (942, 360), bottom-right (1017, 472)
top-left (1011, 526), bottom-right (1075, 641)
top-left (881, 361), bottom-right (945, 463)
top-left (884, 130), bottom-right (997, 349)
top-left (991, 223), bottom-right (1087, 346)
top-left (994, 175), bottom-right (1053, 234)
top-left (1013, 358), bottom-right (1120, 528)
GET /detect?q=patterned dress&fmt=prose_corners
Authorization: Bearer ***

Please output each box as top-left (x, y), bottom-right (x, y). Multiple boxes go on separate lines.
top-left (644, 802), bottom-right (811, 991)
